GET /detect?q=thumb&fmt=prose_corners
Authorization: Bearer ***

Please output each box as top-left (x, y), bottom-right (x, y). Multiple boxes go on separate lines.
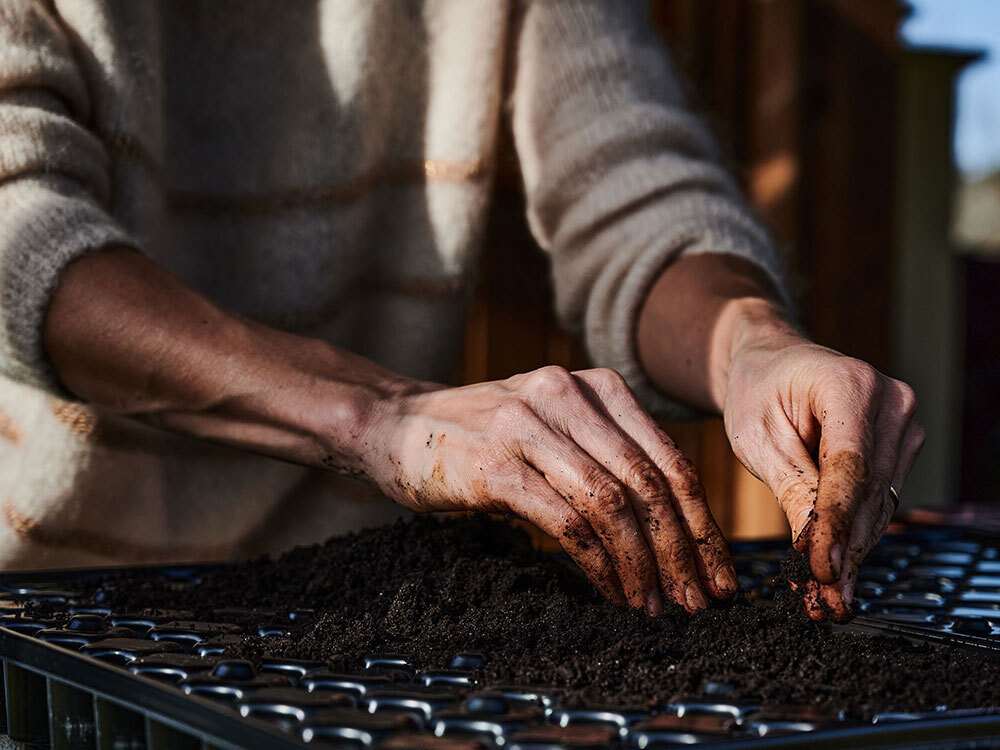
top-left (777, 455), bottom-right (819, 551)
top-left (740, 427), bottom-right (819, 549)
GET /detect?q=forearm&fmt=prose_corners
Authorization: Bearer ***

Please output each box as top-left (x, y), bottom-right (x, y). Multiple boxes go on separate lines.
top-left (635, 253), bottom-right (800, 413)
top-left (44, 248), bottom-right (746, 613)
top-left (637, 253), bottom-right (923, 623)
top-left (43, 247), bottom-right (419, 472)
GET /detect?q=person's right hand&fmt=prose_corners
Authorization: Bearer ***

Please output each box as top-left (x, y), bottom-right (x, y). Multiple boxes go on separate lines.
top-left (357, 366), bottom-right (738, 615)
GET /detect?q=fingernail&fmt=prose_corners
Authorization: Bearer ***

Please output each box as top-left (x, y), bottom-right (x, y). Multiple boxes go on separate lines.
top-left (842, 581), bottom-right (854, 607)
top-left (645, 589), bottom-right (663, 616)
top-left (792, 507), bottom-right (813, 542)
top-left (714, 566), bottom-right (739, 595)
top-left (685, 584), bottom-right (707, 612)
top-left (830, 544), bottom-right (843, 578)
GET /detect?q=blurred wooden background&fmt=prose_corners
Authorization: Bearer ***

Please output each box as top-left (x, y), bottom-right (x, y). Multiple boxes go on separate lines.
top-left (461, 0), bottom-right (904, 540)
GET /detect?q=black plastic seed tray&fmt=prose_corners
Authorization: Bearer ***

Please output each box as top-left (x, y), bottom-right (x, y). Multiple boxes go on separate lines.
top-left (3, 528), bottom-right (1000, 749)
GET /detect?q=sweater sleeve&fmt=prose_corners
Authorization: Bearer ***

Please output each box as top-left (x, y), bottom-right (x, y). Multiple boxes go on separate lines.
top-left (508, 0), bottom-right (791, 418)
top-left (0, 0), bottom-right (135, 394)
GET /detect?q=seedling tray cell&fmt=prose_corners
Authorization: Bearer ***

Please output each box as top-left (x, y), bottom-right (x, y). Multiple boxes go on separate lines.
top-left (3, 527), bottom-right (1000, 748)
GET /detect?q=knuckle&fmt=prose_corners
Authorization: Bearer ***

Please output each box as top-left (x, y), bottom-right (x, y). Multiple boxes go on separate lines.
top-left (836, 362), bottom-right (880, 400)
top-left (911, 422), bottom-right (926, 451)
top-left (774, 473), bottom-right (818, 511)
top-left (622, 455), bottom-right (668, 499)
top-left (657, 429), bottom-right (679, 451)
top-left (876, 498), bottom-right (895, 533)
top-left (531, 365), bottom-right (576, 397)
top-left (496, 398), bottom-right (535, 430)
top-left (561, 512), bottom-right (596, 548)
top-left (857, 494), bottom-right (883, 528)
top-left (668, 537), bottom-right (698, 573)
top-left (868, 473), bottom-right (890, 496)
top-left (662, 453), bottom-right (705, 501)
top-left (896, 382), bottom-right (918, 417)
top-left (847, 537), bottom-right (869, 561)
top-left (586, 473), bottom-right (631, 521)
top-left (580, 367), bottom-right (631, 399)
top-left (653, 538), bottom-right (697, 586)
top-left (854, 363), bottom-right (881, 391)
top-left (594, 367), bottom-right (628, 389)
top-left (481, 448), bottom-right (516, 477)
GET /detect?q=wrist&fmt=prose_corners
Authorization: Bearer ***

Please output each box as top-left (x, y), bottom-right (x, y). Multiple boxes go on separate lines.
top-left (140, 316), bottom-right (421, 476)
top-left (709, 297), bottom-right (805, 410)
top-left (236, 328), bottom-right (427, 475)
top-left (637, 253), bottom-right (799, 415)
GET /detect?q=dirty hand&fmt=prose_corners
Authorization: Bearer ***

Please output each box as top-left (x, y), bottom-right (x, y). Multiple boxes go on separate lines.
top-left (723, 334), bottom-right (924, 620)
top-left (362, 366), bottom-right (738, 615)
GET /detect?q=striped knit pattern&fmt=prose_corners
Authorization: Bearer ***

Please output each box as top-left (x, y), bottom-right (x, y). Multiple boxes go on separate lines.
top-left (0, 0), bottom-right (786, 570)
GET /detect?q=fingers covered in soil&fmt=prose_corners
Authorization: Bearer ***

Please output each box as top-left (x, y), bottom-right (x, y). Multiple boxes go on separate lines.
top-left (783, 548), bottom-right (854, 622)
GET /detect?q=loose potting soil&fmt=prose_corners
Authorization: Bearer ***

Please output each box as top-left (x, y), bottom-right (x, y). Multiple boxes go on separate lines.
top-left (103, 515), bottom-right (1000, 718)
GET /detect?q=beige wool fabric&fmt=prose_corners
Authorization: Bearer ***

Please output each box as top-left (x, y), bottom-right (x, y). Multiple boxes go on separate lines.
top-left (0, 0), bottom-right (787, 570)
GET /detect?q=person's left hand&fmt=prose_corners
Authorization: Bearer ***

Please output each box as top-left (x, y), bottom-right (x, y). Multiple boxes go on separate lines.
top-left (723, 333), bottom-right (924, 621)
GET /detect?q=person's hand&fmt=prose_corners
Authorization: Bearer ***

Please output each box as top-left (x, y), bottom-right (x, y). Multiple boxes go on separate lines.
top-left (359, 366), bottom-right (738, 614)
top-left (723, 334), bottom-right (924, 621)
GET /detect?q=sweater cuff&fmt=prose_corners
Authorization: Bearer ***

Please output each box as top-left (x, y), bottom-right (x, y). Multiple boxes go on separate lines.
top-left (584, 196), bottom-right (791, 420)
top-left (0, 176), bottom-right (137, 397)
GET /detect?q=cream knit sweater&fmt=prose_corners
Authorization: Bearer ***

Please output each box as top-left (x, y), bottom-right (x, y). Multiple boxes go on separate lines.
top-left (0, 0), bottom-right (785, 570)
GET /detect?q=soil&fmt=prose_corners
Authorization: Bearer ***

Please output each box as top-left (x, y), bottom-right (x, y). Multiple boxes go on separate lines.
top-left (95, 516), bottom-right (1000, 718)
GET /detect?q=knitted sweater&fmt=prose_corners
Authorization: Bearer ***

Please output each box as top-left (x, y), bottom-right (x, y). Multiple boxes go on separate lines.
top-left (0, 0), bottom-right (785, 570)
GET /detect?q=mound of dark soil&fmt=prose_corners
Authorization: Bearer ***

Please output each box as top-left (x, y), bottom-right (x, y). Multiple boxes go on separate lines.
top-left (104, 516), bottom-right (1000, 718)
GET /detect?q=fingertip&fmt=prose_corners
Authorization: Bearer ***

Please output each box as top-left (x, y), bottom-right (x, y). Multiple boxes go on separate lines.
top-left (645, 588), bottom-right (664, 616)
top-left (689, 535), bottom-right (737, 599)
top-left (841, 581), bottom-right (854, 607)
top-left (820, 582), bottom-right (850, 622)
top-left (685, 584), bottom-right (708, 613)
top-left (804, 514), bottom-right (843, 580)
top-left (809, 540), bottom-right (841, 584)
top-left (713, 565), bottom-right (739, 598)
top-left (796, 579), bottom-right (826, 620)
top-left (800, 587), bottom-right (826, 621)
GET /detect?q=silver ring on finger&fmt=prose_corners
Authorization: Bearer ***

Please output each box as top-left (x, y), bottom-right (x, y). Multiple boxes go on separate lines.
top-left (888, 485), bottom-right (900, 511)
